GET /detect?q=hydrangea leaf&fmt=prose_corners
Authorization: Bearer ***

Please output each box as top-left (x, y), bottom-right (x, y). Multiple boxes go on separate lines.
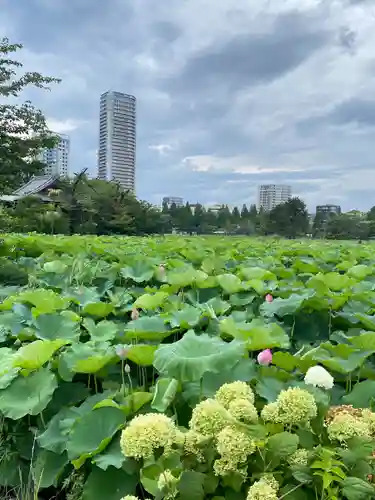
top-left (178, 471), bottom-right (206, 500)
top-left (341, 477), bottom-right (375, 500)
top-left (153, 330), bottom-right (245, 382)
top-left (267, 432), bottom-right (299, 458)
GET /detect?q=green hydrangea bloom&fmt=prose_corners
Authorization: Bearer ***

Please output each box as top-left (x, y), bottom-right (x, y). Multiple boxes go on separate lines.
top-left (247, 478), bottom-right (279, 500)
top-left (327, 413), bottom-right (372, 442)
top-left (229, 398), bottom-right (258, 423)
top-left (183, 430), bottom-right (210, 461)
top-left (261, 402), bottom-right (280, 423)
top-left (361, 409), bottom-right (375, 435)
top-left (121, 497), bottom-right (145, 500)
top-left (277, 387), bottom-right (317, 424)
top-left (214, 426), bottom-right (255, 476)
top-left (120, 413), bottom-right (178, 460)
top-left (190, 399), bottom-right (231, 436)
top-left (288, 448), bottom-right (309, 466)
top-left (215, 381), bottom-right (255, 408)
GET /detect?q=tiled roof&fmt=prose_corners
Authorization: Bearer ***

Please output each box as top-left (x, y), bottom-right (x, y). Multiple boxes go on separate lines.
top-left (13, 175), bottom-right (58, 196)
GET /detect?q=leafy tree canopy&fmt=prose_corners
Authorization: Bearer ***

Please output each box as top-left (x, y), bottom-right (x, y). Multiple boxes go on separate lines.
top-left (0, 37), bottom-right (60, 193)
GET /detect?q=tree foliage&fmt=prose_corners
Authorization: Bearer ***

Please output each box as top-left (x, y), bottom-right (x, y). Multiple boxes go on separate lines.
top-left (0, 37), bottom-right (60, 193)
top-left (266, 197), bottom-right (309, 238)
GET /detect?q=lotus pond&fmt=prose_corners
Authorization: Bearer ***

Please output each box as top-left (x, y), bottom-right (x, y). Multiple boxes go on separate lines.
top-left (1, 234), bottom-right (375, 499)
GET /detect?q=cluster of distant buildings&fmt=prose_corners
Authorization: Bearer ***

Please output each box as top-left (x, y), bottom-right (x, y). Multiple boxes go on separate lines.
top-left (164, 185), bottom-right (293, 212)
top-left (36, 97), bottom-right (342, 219)
top-left (163, 187), bottom-right (341, 220)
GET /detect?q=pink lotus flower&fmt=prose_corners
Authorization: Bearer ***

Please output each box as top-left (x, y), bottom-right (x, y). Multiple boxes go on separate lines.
top-left (131, 307), bottom-right (139, 321)
top-left (257, 349), bottom-right (273, 365)
top-left (265, 294), bottom-right (273, 303)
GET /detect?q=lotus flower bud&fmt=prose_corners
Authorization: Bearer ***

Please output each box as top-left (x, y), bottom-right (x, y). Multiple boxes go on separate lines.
top-left (124, 363), bottom-right (131, 374)
top-left (265, 294), bottom-right (273, 303)
top-left (131, 307), bottom-right (139, 320)
top-left (257, 349), bottom-right (272, 366)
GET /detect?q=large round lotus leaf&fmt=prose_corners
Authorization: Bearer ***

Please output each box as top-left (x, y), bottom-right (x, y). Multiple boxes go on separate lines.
top-left (0, 367), bottom-right (57, 419)
top-left (153, 330), bottom-right (246, 382)
top-left (14, 339), bottom-right (67, 370)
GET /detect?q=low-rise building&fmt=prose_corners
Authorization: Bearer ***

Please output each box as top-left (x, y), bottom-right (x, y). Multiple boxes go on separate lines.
top-left (316, 205), bottom-right (341, 219)
top-left (162, 196), bottom-right (184, 208)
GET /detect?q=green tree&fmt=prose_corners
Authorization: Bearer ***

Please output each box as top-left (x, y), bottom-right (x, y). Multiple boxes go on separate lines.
top-left (192, 203), bottom-right (205, 233)
top-left (367, 206), bottom-right (375, 221)
top-left (0, 38), bottom-right (61, 193)
top-left (173, 203), bottom-right (193, 233)
top-left (231, 206), bottom-right (241, 223)
top-left (267, 197), bottom-right (309, 238)
top-left (249, 204), bottom-right (258, 221)
top-left (326, 214), bottom-right (370, 240)
top-left (217, 205), bottom-right (231, 232)
top-left (240, 204), bottom-right (249, 219)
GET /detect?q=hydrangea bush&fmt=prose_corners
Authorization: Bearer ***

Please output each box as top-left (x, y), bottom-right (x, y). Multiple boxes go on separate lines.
top-left (119, 381), bottom-right (375, 500)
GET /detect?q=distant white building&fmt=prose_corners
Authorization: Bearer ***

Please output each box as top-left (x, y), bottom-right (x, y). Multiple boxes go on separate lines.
top-left (258, 184), bottom-right (292, 211)
top-left (163, 196), bottom-right (184, 208)
top-left (39, 133), bottom-right (70, 177)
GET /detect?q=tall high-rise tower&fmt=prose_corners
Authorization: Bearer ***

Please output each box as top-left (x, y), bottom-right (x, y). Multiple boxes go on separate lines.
top-left (39, 132), bottom-right (70, 177)
top-left (98, 91), bottom-right (136, 192)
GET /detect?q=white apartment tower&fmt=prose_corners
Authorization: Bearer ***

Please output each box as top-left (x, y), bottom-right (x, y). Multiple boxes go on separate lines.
top-left (39, 133), bottom-right (70, 177)
top-left (258, 184), bottom-right (292, 211)
top-left (98, 91), bottom-right (136, 192)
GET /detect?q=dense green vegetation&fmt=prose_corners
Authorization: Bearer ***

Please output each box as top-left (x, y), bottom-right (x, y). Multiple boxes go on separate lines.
top-left (1, 235), bottom-right (375, 499)
top-left (0, 37), bottom-right (60, 193)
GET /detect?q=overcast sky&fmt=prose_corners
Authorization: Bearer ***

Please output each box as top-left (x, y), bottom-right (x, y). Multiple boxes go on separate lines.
top-left (2, 0), bottom-right (375, 211)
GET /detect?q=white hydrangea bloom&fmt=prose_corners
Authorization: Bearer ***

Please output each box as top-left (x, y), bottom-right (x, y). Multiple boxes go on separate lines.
top-left (304, 366), bottom-right (334, 390)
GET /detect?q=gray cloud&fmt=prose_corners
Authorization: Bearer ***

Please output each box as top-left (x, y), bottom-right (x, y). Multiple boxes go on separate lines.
top-left (166, 11), bottom-right (329, 95)
top-left (329, 98), bottom-right (375, 126)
